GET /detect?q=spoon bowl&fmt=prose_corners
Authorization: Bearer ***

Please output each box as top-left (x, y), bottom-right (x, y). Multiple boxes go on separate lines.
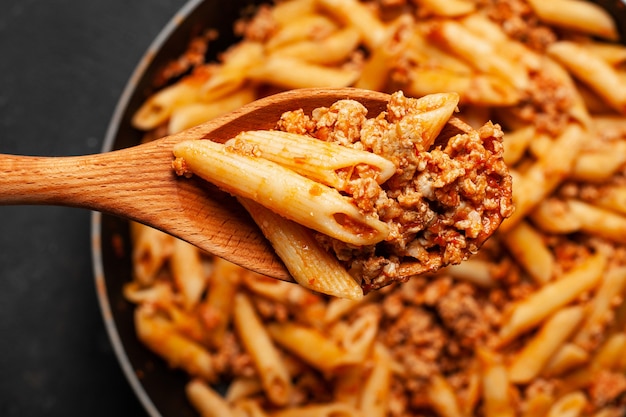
top-left (0, 87), bottom-right (391, 280)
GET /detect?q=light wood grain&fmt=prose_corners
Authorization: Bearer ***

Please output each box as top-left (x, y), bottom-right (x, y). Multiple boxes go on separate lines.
top-left (0, 88), bottom-right (391, 280)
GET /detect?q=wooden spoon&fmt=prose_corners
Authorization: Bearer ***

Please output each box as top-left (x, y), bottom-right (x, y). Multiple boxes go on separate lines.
top-left (0, 88), bottom-right (391, 281)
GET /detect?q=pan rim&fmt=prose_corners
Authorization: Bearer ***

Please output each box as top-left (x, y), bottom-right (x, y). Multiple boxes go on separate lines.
top-left (91, 1), bottom-right (204, 416)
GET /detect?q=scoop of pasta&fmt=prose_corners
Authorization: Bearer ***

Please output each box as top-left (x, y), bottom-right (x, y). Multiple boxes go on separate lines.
top-left (173, 90), bottom-right (513, 298)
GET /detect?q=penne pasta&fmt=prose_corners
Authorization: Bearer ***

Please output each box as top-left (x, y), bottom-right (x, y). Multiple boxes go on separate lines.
top-left (134, 305), bottom-right (215, 382)
top-left (545, 391), bottom-right (587, 417)
top-left (170, 238), bottom-right (207, 310)
top-left (267, 321), bottom-right (347, 374)
top-left (508, 306), bottom-right (584, 383)
top-left (130, 221), bottom-right (174, 285)
top-left (229, 130), bottom-right (396, 190)
top-left (233, 293), bottom-right (292, 406)
top-left (572, 266), bottom-right (626, 350)
top-left (266, 15), bottom-right (339, 50)
top-left (542, 343), bottom-right (589, 378)
top-left (548, 41), bottom-right (626, 114)
top-left (478, 348), bottom-right (515, 417)
top-left (500, 122), bottom-right (586, 233)
top-left (200, 257), bottom-right (241, 348)
top-left (502, 220), bottom-right (555, 285)
top-left (239, 199), bottom-right (364, 300)
top-left (187, 379), bottom-right (237, 417)
top-left (357, 343), bottom-right (391, 417)
top-left (316, 0), bottom-right (387, 49)
top-left (269, 27), bottom-right (361, 65)
top-left (527, 0), bottom-right (618, 40)
top-left (173, 139), bottom-right (389, 246)
top-left (247, 55), bottom-right (360, 89)
top-left (426, 374), bottom-right (464, 417)
top-left (498, 252), bottom-right (606, 345)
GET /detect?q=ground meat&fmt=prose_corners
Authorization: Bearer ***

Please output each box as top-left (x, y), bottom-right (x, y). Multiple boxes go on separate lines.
top-left (276, 91), bottom-right (514, 291)
top-left (234, 4), bottom-right (277, 42)
top-left (588, 371), bottom-right (626, 409)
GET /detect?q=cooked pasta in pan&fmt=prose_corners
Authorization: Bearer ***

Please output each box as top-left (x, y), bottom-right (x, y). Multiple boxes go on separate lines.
top-left (126, 0), bottom-right (626, 415)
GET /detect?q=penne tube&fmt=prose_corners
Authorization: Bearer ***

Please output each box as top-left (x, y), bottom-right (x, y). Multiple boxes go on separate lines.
top-left (123, 280), bottom-right (174, 307)
top-left (267, 321), bottom-right (347, 374)
top-left (548, 41), bottom-right (626, 114)
top-left (502, 220), bottom-right (554, 285)
top-left (572, 266), bottom-right (626, 349)
top-left (323, 295), bottom-right (375, 324)
top-left (247, 55), bottom-right (360, 89)
top-left (199, 42), bottom-right (264, 102)
top-left (130, 221), bottom-right (174, 286)
top-left (233, 399), bottom-right (271, 417)
top-left (225, 377), bottom-right (263, 402)
top-left (230, 130), bottom-right (396, 190)
top-left (169, 88), bottom-right (256, 134)
top-left (428, 20), bottom-right (529, 90)
top-left (567, 199), bottom-right (626, 244)
top-left (441, 259), bottom-right (495, 288)
top-left (583, 41), bottom-right (626, 66)
top-left (529, 198), bottom-right (583, 235)
top-left (522, 392), bottom-right (554, 417)
top-left (134, 305), bottom-right (215, 382)
top-left (239, 199), bottom-right (363, 300)
top-left (269, 0), bottom-right (316, 27)
top-left (354, 14), bottom-right (414, 92)
top-left (358, 343), bottom-right (392, 417)
top-left (241, 271), bottom-right (324, 313)
top-left (407, 67), bottom-right (520, 106)
top-left (413, 0), bottom-right (474, 17)
top-left (131, 77), bottom-right (204, 130)
top-left (426, 374), bottom-right (464, 417)
top-left (460, 13), bottom-right (542, 72)
top-left (571, 141), bottom-right (626, 182)
top-left (333, 365), bottom-right (366, 406)
top-left (316, 0), bottom-right (387, 49)
top-left (590, 332), bottom-right (626, 371)
top-left (477, 348), bottom-right (515, 417)
top-left (542, 343), bottom-right (589, 378)
top-left (270, 27), bottom-right (361, 65)
top-left (173, 139), bottom-right (389, 246)
top-left (508, 306), bottom-right (584, 384)
top-left (459, 361), bottom-right (481, 417)
top-left (186, 379), bottom-right (237, 417)
top-left (545, 391), bottom-right (587, 417)
top-left (593, 185), bottom-right (626, 216)
top-left (200, 257), bottom-right (241, 348)
top-left (233, 293), bottom-right (293, 406)
top-left (540, 57), bottom-right (592, 128)
top-left (499, 123), bottom-right (585, 233)
top-left (527, 0), bottom-right (618, 40)
top-left (502, 125), bottom-right (535, 167)
top-left (498, 252), bottom-right (606, 345)
top-left (269, 403), bottom-right (362, 417)
top-left (340, 309), bottom-right (379, 361)
top-left (170, 238), bottom-right (207, 310)
top-left (266, 15), bottom-right (339, 50)
top-left (163, 303), bottom-right (207, 344)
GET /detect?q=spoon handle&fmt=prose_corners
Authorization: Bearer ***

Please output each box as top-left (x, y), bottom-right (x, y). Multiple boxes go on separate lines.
top-left (0, 141), bottom-right (291, 280)
top-left (0, 141), bottom-right (171, 216)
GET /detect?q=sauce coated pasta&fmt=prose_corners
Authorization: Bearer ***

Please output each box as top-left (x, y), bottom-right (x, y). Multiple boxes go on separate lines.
top-left (172, 91), bottom-right (513, 294)
top-left (126, 0), bottom-right (626, 416)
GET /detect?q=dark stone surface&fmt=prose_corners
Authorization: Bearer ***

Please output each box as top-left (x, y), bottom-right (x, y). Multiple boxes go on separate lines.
top-left (0, 1), bottom-right (187, 415)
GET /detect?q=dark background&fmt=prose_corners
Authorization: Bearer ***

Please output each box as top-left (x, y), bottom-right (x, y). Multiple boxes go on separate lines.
top-left (0, 1), bottom-right (187, 415)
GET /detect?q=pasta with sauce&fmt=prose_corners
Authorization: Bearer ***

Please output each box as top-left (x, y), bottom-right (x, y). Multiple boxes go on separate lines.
top-left (126, 0), bottom-right (626, 416)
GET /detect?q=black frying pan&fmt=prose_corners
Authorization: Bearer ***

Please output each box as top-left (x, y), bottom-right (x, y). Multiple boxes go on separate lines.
top-left (91, 1), bottom-right (626, 416)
